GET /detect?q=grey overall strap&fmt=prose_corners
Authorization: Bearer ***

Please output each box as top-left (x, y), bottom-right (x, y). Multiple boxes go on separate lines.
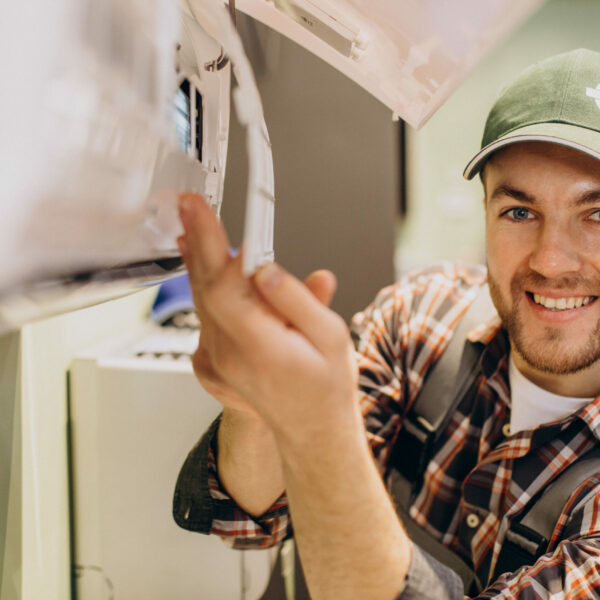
top-left (388, 284), bottom-right (495, 594)
top-left (494, 444), bottom-right (600, 579)
top-left (390, 284), bottom-right (495, 487)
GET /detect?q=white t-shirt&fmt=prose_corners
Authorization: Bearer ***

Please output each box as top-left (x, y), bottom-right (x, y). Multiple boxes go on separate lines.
top-left (508, 356), bottom-right (594, 435)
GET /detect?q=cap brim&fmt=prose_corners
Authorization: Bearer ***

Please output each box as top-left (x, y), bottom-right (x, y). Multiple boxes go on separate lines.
top-left (463, 122), bottom-right (600, 179)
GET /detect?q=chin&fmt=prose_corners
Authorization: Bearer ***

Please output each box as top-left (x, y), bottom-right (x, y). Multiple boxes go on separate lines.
top-left (514, 336), bottom-right (600, 375)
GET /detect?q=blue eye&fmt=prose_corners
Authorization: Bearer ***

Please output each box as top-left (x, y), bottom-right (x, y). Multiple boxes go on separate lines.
top-left (505, 207), bottom-right (533, 221)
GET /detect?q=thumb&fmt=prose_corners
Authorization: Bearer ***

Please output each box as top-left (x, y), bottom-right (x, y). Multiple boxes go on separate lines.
top-left (304, 270), bottom-right (337, 307)
top-left (253, 263), bottom-right (347, 353)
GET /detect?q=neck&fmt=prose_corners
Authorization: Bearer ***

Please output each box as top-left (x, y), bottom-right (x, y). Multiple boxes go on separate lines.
top-left (511, 346), bottom-right (600, 398)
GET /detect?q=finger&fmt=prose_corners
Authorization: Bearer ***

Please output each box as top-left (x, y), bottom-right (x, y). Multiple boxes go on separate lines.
top-left (178, 193), bottom-right (230, 286)
top-left (253, 263), bottom-right (348, 353)
top-left (177, 232), bottom-right (206, 321)
top-left (196, 256), bottom-right (318, 366)
top-left (304, 270), bottom-right (337, 307)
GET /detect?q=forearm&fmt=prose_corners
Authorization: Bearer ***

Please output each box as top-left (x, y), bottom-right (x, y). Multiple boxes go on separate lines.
top-left (217, 407), bottom-right (285, 517)
top-left (276, 406), bottom-right (412, 600)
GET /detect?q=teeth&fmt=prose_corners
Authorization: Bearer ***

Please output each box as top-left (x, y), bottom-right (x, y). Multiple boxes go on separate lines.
top-left (532, 294), bottom-right (594, 311)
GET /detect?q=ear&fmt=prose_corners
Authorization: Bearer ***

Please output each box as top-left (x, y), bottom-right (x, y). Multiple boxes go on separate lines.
top-left (480, 164), bottom-right (489, 209)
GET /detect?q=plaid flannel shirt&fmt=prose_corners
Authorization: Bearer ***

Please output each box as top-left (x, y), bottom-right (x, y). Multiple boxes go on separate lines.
top-left (173, 261), bottom-right (600, 598)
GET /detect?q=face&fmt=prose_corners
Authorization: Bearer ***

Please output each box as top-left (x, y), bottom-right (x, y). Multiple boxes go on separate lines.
top-left (484, 142), bottom-right (600, 385)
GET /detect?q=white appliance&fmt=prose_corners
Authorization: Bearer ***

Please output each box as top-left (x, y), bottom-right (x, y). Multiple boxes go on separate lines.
top-left (69, 325), bottom-right (274, 599)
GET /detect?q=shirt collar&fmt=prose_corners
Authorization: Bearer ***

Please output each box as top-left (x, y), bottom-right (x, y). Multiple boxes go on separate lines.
top-left (572, 396), bottom-right (600, 441)
top-left (467, 313), bottom-right (502, 346)
top-left (467, 315), bottom-right (600, 442)
top-left (466, 317), bottom-right (510, 382)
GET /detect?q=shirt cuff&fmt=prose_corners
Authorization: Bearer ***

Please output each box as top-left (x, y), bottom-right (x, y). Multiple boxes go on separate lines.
top-left (173, 411), bottom-right (290, 545)
top-left (172, 413), bottom-right (222, 533)
top-left (398, 543), bottom-right (464, 600)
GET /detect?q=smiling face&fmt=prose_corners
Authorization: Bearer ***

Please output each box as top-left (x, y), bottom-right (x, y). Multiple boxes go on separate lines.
top-left (484, 142), bottom-right (600, 394)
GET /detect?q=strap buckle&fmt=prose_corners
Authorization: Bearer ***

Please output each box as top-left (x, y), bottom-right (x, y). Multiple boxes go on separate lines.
top-left (494, 522), bottom-right (547, 579)
top-left (390, 413), bottom-right (435, 483)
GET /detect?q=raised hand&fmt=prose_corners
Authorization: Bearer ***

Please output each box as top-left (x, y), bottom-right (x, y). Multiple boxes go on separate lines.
top-left (177, 193), bottom-right (357, 445)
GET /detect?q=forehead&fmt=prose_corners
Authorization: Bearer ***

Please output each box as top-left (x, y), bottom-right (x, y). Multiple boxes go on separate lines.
top-left (483, 142), bottom-right (600, 198)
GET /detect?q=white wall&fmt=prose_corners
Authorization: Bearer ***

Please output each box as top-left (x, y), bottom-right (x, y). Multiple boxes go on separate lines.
top-left (0, 289), bottom-right (155, 600)
top-left (397, 0), bottom-right (600, 275)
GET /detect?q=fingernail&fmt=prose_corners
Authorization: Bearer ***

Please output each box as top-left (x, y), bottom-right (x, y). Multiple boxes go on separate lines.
top-left (255, 262), bottom-right (282, 290)
top-left (176, 235), bottom-right (188, 256)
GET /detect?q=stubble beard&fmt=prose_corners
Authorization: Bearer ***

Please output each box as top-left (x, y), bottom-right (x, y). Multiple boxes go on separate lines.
top-left (487, 270), bottom-right (600, 375)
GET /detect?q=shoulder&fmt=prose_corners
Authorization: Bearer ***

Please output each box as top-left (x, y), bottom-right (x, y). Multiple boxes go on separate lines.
top-left (351, 261), bottom-right (487, 349)
top-left (362, 261), bottom-right (486, 318)
top-left (560, 471), bottom-right (600, 542)
top-left (402, 260), bottom-right (486, 290)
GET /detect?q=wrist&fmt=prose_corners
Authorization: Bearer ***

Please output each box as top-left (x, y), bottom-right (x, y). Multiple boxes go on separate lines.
top-left (274, 402), bottom-right (366, 472)
top-left (218, 407), bottom-right (284, 517)
top-left (219, 407), bottom-right (277, 463)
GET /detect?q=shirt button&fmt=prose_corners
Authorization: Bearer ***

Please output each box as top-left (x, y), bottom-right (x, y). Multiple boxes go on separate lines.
top-left (502, 423), bottom-right (511, 437)
top-left (466, 513), bottom-right (480, 528)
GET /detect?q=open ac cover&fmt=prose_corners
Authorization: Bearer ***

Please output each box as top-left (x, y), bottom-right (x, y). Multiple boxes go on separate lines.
top-left (0, 0), bottom-right (544, 332)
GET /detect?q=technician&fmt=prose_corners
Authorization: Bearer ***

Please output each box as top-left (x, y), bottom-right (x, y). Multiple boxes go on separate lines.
top-left (173, 49), bottom-right (600, 599)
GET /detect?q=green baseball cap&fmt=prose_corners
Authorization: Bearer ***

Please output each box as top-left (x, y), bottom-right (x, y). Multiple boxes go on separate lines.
top-left (463, 48), bottom-right (600, 179)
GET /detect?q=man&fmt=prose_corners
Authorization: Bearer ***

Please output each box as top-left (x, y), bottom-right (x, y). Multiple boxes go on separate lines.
top-left (173, 49), bottom-right (600, 598)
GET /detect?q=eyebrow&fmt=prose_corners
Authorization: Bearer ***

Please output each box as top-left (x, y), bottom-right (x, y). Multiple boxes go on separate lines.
top-left (489, 185), bottom-right (535, 205)
top-left (576, 190), bottom-right (600, 206)
top-left (489, 184), bottom-right (600, 207)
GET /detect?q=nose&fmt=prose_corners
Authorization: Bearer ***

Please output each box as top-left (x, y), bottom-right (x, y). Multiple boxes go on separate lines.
top-left (528, 223), bottom-right (582, 279)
